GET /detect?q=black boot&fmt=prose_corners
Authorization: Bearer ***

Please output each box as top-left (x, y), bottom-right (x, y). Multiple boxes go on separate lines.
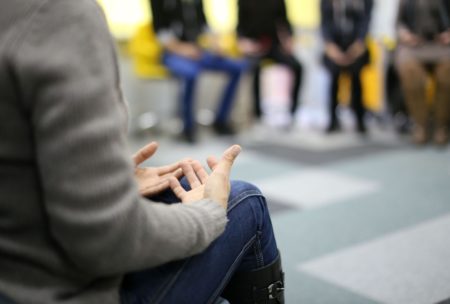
top-left (222, 253), bottom-right (285, 304)
top-left (213, 121), bottom-right (236, 136)
top-left (179, 128), bottom-right (197, 144)
top-left (326, 118), bottom-right (341, 133)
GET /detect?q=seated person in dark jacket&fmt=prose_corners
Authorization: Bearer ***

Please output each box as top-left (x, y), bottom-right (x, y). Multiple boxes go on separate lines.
top-left (395, 0), bottom-right (450, 146)
top-left (237, 0), bottom-right (303, 123)
top-left (150, 0), bottom-right (247, 143)
top-left (320, 0), bottom-right (373, 134)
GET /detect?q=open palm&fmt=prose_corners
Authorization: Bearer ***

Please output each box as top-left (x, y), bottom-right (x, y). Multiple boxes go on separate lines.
top-left (133, 142), bottom-right (183, 197)
top-left (170, 145), bottom-right (241, 209)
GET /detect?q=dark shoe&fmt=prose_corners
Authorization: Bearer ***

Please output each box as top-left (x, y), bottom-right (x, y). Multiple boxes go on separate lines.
top-left (179, 129), bottom-right (197, 144)
top-left (326, 120), bottom-right (341, 133)
top-left (356, 121), bottom-right (367, 135)
top-left (213, 122), bottom-right (236, 136)
top-left (222, 252), bottom-right (285, 304)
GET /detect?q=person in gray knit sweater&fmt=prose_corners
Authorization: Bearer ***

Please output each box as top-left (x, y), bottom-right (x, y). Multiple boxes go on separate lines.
top-left (0, 0), bottom-right (284, 303)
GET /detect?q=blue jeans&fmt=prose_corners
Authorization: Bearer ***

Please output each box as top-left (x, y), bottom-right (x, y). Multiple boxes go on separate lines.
top-left (162, 51), bottom-right (248, 132)
top-left (120, 180), bottom-right (279, 304)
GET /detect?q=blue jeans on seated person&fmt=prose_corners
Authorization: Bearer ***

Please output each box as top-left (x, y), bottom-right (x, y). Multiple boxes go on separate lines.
top-left (120, 180), bottom-right (279, 304)
top-left (162, 51), bottom-right (248, 133)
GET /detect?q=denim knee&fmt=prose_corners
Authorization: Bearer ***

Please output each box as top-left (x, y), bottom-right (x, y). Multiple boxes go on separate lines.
top-left (228, 181), bottom-right (263, 209)
top-left (225, 181), bottom-right (278, 269)
top-left (227, 180), bottom-right (269, 227)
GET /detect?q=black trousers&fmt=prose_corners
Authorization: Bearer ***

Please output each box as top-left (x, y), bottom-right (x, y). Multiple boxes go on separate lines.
top-left (323, 50), bottom-right (369, 126)
top-left (251, 47), bottom-right (303, 118)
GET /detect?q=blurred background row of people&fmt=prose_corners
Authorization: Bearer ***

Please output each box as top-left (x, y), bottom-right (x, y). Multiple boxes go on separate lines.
top-left (114, 0), bottom-right (449, 146)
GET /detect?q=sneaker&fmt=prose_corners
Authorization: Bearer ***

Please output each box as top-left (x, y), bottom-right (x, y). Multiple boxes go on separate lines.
top-left (411, 126), bottom-right (427, 145)
top-left (213, 122), bottom-right (236, 136)
top-left (433, 127), bottom-right (449, 146)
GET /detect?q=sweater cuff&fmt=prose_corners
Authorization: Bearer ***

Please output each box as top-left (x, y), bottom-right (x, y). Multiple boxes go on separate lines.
top-left (189, 199), bottom-right (228, 240)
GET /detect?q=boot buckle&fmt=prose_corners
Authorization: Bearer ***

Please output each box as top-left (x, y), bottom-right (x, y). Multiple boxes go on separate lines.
top-left (267, 281), bottom-right (284, 300)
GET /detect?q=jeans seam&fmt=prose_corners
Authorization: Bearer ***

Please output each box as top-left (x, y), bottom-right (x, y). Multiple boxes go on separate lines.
top-left (153, 259), bottom-right (191, 304)
top-left (228, 190), bottom-right (263, 213)
top-left (253, 231), bottom-right (265, 268)
top-left (206, 234), bottom-right (258, 304)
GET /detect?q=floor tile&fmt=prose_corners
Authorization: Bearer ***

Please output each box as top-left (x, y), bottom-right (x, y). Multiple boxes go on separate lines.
top-left (256, 169), bottom-right (380, 209)
top-left (299, 214), bottom-right (450, 304)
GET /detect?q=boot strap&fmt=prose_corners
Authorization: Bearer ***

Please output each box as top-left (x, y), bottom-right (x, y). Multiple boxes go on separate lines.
top-left (253, 272), bottom-right (285, 303)
top-left (222, 254), bottom-right (285, 303)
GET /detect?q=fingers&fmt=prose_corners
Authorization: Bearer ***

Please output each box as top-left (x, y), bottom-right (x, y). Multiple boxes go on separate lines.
top-left (207, 156), bottom-right (219, 171)
top-left (169, 177), bottom-right (187, 200)
top-left (133, 142), bottom-right (159, 166)
top-left (207, 145), bottom-right (241, 173)
top-left (172, 168), bottom-right (184, 180)
top-left (216, 145), bottom-right (241, 174)
top-left (140, 179), bottom-right (170, 197)
top-left (158, 161), bottom-right (182, 175)
top-left (191, 160), bottom-right (209, 184)
top-left (181, 161), bottom-right (202, 188)
top-left (202, 145), bottom-right (241, 210)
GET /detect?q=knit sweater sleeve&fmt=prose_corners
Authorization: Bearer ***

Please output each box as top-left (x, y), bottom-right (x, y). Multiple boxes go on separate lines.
top-left (12, 0), bottom-right (227, 276)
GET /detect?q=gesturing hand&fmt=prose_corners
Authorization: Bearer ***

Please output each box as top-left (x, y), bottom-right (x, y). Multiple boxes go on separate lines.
top-left (133, 142), bottom-right (183, 197)
top-left (169, 145), bottom-right (241, 209)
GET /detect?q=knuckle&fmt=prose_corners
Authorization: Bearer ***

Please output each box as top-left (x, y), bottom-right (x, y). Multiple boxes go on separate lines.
top-left (223, 154), bottom-right (235, 162)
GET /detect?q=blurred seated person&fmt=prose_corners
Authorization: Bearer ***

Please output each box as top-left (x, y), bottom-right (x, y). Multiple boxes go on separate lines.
top-left (150, 0), bottom-right (247, 143)
top-left (237, 0), bottom-right (303, 123)
top-left (0, 0), bottom-right (284, 303)
top-left (320, 0), bottom-right (374, 134)
top-left (395, 0), bottom-right (450, 146)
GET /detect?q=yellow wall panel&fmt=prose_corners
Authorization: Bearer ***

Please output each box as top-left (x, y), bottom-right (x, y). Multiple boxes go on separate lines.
top-left (98, 0), bottom-right (321, 39)
top-left (204, 0), bottom-right (237, 33)
top-left (98, 0), bottom-right (237, 38)
top-left (286, 0), bottom-right (320, 28)
top-left (97, 0), bottom-right (150, 39)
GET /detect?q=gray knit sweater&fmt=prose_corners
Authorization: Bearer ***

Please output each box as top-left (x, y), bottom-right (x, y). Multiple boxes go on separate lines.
top-left (0, 0), bottom-right (227, 303)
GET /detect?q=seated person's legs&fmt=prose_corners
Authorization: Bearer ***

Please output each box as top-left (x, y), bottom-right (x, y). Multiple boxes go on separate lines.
top-left (396, 57), bottom-right (429, 144)
top-left (120, 180), bottom-right (283, 304)
top-left (433, 60), bottom-right (450, 145)
top-left (267, 48), bottom-right (303, 117)
top-left (326, 67), bottom-right (342, 133)
top-left (251, 60), bottom-right (263, 119)
top-left (348, 66), bottom-right (366, 133)
top-left (199, 53), bottom-right (248, 134)
top-left (162, 52), bottom-right (201, 142)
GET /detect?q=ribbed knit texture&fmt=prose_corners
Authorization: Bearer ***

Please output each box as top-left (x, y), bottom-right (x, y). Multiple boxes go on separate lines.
top-left (0, 0), bottom-right (228, 303)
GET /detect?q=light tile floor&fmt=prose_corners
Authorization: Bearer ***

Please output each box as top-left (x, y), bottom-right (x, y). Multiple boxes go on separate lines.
top-left (300, 214), bottom-right (450, 304)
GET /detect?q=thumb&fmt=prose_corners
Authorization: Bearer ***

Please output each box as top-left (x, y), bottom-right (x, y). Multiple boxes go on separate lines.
top-left (214, 145), bottom-right (241, 174)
